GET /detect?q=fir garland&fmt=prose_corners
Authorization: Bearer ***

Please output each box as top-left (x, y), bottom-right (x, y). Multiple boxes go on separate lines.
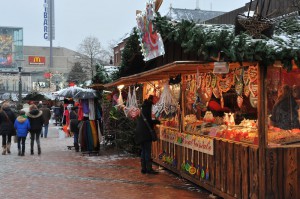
top-left (118, 13), bottom-right (300, 79)
top-left (153, 13), bottom-right (300, 71)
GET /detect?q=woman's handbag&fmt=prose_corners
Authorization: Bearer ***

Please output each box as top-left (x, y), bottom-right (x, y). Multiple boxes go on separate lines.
top-left (141, 112), bottom-right (158, 142)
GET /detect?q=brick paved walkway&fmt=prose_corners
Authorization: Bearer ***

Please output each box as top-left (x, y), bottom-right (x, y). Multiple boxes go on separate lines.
top-left (0, 123), bottom-right (212, 199)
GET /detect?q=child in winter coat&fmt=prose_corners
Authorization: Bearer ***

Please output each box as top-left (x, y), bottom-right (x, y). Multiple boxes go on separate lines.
top-left (14, 110), bottom-right (31, 156)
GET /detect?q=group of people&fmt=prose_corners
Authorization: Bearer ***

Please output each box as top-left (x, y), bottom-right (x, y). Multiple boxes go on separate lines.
top-left (0, 101), bottom-right (51, 156)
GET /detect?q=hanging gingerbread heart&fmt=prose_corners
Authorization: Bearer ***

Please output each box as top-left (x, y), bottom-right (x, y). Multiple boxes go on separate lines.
top-left (248, 65), bottom-right (258, 83)
top-left (235, 80), bottom-right (244, 96)
top-left (205, 87), bottom-right (213, 100)
top-left (249, 80), bottom-right (258, 97)
top-left (205, 73), bottom-right (212, 88)
top-left (217, 75), bottom-right (231, 93)
top-left (235, 67), bottom-right (243, 80)
top-left (244, 84), bottom-right (250, 97)
top-left (212, 86), bottom-right (221, 99)
top-left (243, 70), bottom-right (249, 85)
top-left (249, 93), bottom-right (258, 108)
top-left (220, 93), bottom-right (224, 109)
top-left (237, 95), bottom-right (243, 108)
top-left (211, 74), bottom-right (217, 88)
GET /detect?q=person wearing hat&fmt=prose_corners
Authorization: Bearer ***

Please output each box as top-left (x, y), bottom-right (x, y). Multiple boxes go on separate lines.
top-left (14, 110), bottom-right (31, 156)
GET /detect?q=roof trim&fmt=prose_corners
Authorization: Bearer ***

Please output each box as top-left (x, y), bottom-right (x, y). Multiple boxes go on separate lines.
top-left (104, 61), bottom-right (256, 88)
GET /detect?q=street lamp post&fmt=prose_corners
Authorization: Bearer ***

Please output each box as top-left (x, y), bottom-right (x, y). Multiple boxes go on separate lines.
top-left (18, 66), bottom-right (22, 105)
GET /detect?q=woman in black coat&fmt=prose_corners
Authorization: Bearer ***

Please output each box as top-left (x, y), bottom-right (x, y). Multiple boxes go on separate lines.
top-left (135, 95), bottom-right (160, 174)
top-left (27, 104), bottom-right (44, 155)
top-left (0, 102), bottom-right (16, 155)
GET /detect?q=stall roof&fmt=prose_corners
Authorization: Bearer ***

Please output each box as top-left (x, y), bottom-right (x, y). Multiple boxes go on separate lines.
top-left (104, 61), bottom-right (256, 88)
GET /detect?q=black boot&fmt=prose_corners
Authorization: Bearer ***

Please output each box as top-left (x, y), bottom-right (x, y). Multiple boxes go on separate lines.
top-left (146, 160), bottom-right (159, 174)
top-left (74, 143), bottom-right (79, 152)
top-left (141, 159), bottom-right (147, 174)
top-left (31, 143), bottom-right (34, 155)
top-left (18, 149), bottom-right (21, 156)
top-left (21, 146), bottom-right (25, 156)
top-left (38, 145), bottom-right (41, 155)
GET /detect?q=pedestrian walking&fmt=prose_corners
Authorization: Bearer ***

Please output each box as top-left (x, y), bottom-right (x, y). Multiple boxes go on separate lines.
top-left (14, 110), bottom-right (31, 156)
top-left (0, 102), bottom-right (17, 155)
top-left (40, 104), bottom-right (51, 138)
top-left (26, 104), bottom-right (44, 155)
top-left (69, 106), bottom-right (79, 152)
top-left (135, 95), bottom-right (160, 174)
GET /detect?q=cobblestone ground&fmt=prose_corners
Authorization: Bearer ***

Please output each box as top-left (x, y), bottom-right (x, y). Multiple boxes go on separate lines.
top-left (0, 123), bottom-right (212, 199)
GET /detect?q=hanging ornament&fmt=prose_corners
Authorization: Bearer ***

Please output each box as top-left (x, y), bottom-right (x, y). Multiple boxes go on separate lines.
top-left (248, 65), bottom-right (258, 83)
top-left (250, 93), bottom-right (258, 108)
top-left (205, 74), bottom-right (212, 88)
top-left (211, 74), bottom-right (217, 88)
top-left (217, 74), bottom-right (232, 109)
top-left (244, 84), bottom-right (250, 97)
top-left (212, 86), bottom-right (221, 99)
top-left (237, 95), bottom-right (244, 108)
top-left (235, 80), bottom-right (244, 96)
top-left (249, 80), bottom-right (258, 97)
top-left (205, 155), bottom-right (209, 180)
top-left (243, 70), bottom-right (249, 85)
top-left (152, 83), bottom-right (178, 118)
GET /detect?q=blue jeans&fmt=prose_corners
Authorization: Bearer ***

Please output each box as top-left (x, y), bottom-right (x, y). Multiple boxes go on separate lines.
top-left (140, 141), bottom-right (152, 162)
top-left (42, 124), bottom-right (49, 138)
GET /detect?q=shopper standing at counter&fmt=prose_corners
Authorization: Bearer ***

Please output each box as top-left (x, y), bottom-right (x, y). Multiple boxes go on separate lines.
top-left (135, 95), bottom-right (160, 174)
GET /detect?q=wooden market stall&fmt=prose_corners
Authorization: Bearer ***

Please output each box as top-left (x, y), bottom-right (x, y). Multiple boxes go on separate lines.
top-left (104, 60), bottom-right (300, 199)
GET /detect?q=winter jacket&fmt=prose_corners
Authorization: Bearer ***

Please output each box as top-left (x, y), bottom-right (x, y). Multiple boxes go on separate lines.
top-left (134, 99), bottom-right (160, 145)
top-left (0, 108), bottom-right (17, 136)
top-left (69, 110), bottom-right (79, 134)
top-left (26, 109), bottom-right (44, 133)
top-left (40, 107), bottom-right (51, 125)
top-left (14, 116), bottom-right (31, 137)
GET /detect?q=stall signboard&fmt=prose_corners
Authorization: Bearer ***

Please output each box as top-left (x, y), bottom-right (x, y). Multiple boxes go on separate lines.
top-left (136, 0), bottom-right (165, 61)
top-left (160, 127), bottom-right (214, 155)
top-left (29, 56), bottom-right (46, 65)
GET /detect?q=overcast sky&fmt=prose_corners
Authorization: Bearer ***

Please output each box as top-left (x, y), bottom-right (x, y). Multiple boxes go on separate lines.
top-left (0, 0), bottom-right (249, 52)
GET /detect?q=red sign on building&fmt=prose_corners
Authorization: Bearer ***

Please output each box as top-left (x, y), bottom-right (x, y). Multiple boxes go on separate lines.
top-left (28, 56), bottom-right (46, 65)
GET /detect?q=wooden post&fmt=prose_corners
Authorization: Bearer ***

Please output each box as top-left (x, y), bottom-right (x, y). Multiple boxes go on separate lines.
top-left (258, 64), bottom-right (267, 199)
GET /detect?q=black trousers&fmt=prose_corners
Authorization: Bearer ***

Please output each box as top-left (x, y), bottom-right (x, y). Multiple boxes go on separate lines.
top-left (2, 134), bottom-right (12, 146)
top-left (18, 137), bottom-right (26, 152)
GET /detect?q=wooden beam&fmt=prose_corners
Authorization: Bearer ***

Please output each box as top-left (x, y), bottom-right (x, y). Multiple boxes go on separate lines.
top-left (258, 64), bottom-right (267, 199)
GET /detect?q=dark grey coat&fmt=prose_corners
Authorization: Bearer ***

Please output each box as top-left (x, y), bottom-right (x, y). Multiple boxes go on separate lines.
top-left (134, 100), bottom-right (160, 144)
top-left (0, 108), bottom-right (16, 136)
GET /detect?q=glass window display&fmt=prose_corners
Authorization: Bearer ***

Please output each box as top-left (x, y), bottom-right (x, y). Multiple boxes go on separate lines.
top-left (267, 66), bottom-right (300, 145)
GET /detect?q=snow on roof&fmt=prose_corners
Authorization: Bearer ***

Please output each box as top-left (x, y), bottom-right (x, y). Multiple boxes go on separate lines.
top-left (166, 7), bottom-right (226, 23)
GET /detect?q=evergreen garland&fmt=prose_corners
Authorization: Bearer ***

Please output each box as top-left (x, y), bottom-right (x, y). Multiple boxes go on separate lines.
top-left (153, 13), bottom-right (300, 71)
top-left (117, 13), bottom-right (300, 78)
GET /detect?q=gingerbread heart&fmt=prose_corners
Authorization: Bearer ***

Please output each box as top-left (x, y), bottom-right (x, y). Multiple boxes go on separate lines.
top-left (248, 65), bottom-right (258, 83)
top-left (237, 95), bottom-right (243, 108)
